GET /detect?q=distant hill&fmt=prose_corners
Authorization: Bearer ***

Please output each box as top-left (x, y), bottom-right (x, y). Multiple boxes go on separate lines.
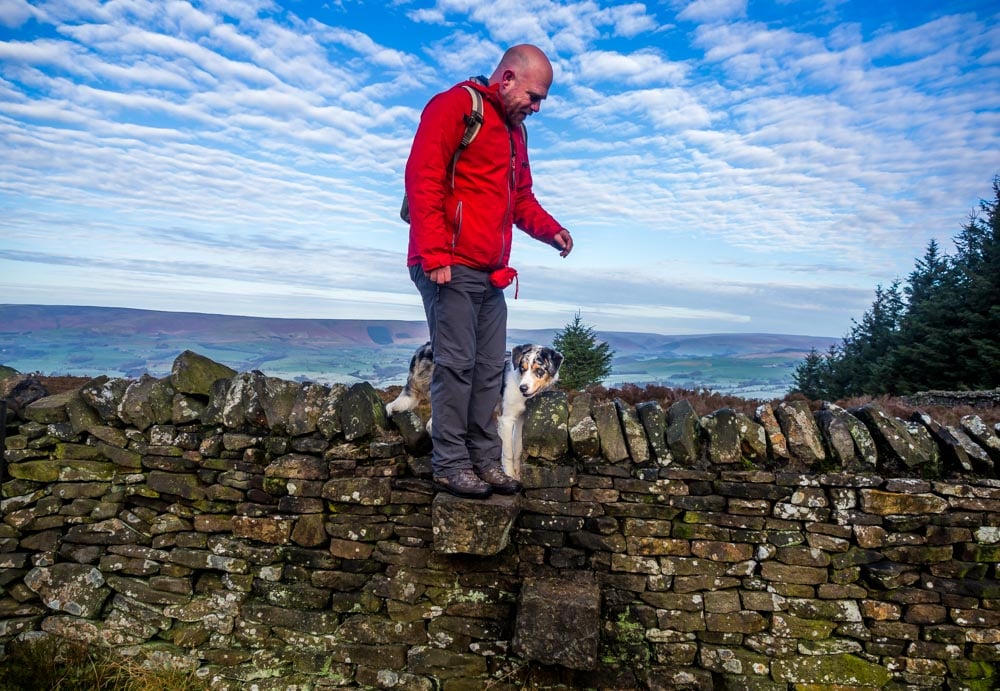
top-left (0, 304), bottom-right (838, 399)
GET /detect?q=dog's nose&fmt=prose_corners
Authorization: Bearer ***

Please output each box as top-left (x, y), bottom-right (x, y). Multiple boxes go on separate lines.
top-left (520, 384), bottom-right (529, 394)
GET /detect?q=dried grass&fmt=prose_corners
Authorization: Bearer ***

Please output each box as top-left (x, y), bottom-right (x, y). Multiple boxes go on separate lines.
top-left (0, 635), bottom-right (205, 691)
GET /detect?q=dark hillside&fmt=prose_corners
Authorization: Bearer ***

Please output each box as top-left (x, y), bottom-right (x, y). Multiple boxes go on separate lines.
top-left (1, 305), bottom-right (840, 395)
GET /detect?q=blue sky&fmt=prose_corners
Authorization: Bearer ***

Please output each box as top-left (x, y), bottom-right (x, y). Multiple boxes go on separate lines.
top-left (1, 0), bottom-right (997, 338)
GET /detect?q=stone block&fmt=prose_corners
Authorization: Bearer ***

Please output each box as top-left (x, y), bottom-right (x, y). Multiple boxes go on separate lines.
top-left (593, 400), bottom-right (628, 462)
top-left (666, 399), bottom-right (703, 466)
top-left (914, 411), bottom-right (992, 475)
top-left (734, 413), bottom-right (768, 465)
top-left (24, 563), bottom-right (110, 617)
top-left (960, 414), bottom-right (1000, 464)
top-left (147, 470), bottom-right (205, 501)
top-left (119, 374), bottom-right (175, 431)
top-left (819, 403), bottom-right (877, 470)
top-left (1, 374), bottom-right (48, 417)
top-left (265, 453), bottom-right (329, 480)
top-left (774, 400), bottom-right (826, 470)
top-left (291, 513), bottom-right (327, 547)
top-left (285, 382), bottom-right (328, 436)
top-left (322, 477), bottom-right (392, 506)
top-left (219, 371), bottom-right (268, 428)
top-left (752, 403), bottom-right (787, 463)
top-left (860, 489), bottom-right (947, 515)
top-left (316, 383), bottom-right (348, 439)
top-left (23, 390), bottom-right (76, 424)
top-left (615, 398), bottom-right (650, 463)
top-left (771, 653), bottom-right (891, 686)
top-left (79, 375), bottom-right (130, 423)
top-left (405, 646), bottom-right (486, 679)
top-left (259, 376), bottom-right (302, 435)
top-left (512, 576), bottom-right (600, 670)
top-left (523, 390), bottom-right (569, 460)
top-left (636, 400), bottom-right (670, 464)
top-left (171, 393), bottom-right (206, 424)
top-left (569, 414), bottom-right (600, 458)
top-left (232, 516), bottom-right (294, 545)
top-left (64, 518), bottom-right (148, 545)
top-left (170, 350), bottom-right (237, 396)
top-left (7, 459), bottom-right (114, 483)
top-left (852, 402), bottom-right (940, 477)
top-left (339, 382), bottom-right (386, 441)
top-left (431, 493), bottom-right (519, 555)
top-left (701, 408), bottom-right (743, 465)
top-left (388, 410), bottom-right (430, 456)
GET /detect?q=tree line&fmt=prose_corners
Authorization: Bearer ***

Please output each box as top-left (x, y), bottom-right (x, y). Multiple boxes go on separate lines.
top-left (792, 176), bottom-right (1000, 400)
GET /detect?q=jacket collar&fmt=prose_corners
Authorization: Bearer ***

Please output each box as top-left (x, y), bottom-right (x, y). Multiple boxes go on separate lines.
top-left (463, 76), bottom-right (505, 118)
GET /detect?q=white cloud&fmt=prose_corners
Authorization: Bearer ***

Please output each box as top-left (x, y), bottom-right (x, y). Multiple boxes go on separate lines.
top-left (1, 0), bottom-right (997, 340)
top-left (0, 0), bottom-right (39, 27)
top-left (677, 0), bottom-right (747, 24)
top-left (574, 48), bottom-right (688, 85)
top-left (600, 2), bottom-right (660, 37)
top-left (412, 0), bottom-right (660, 55)
top-left (569, 86), bottom-right (714, 132)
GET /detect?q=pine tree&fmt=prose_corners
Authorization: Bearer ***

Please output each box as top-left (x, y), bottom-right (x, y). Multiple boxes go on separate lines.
top-left (956, 177), bottom-right (1000, 387)
top-left (552, 312), bottom-right (614, 390)
top-left (790, 176), bottom-right (1000, 398)
top-left (892, 240), bottom-right (964, 393)
top-left (836, 281), bottom-right (904, 396)
top-left (791, 348), bottom-right (826, 399)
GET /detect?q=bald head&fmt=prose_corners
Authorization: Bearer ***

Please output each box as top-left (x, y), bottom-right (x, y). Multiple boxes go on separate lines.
top-left (489, 44), bottom-right (554, 125)
top-left (491, 45), bottom-right (553, 84)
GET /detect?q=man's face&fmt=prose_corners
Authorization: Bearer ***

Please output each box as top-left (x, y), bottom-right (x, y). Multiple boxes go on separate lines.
top-left (500, 67), bottom-right (551, 125)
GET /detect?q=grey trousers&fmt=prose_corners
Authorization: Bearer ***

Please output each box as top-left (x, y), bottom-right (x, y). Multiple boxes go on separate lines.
top-left (410, 264), bottom-right (506, 478)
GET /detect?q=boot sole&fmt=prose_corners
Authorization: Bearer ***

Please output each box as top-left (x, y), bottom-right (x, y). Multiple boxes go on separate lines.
top-left (434, 479), bottom-right (492, 499)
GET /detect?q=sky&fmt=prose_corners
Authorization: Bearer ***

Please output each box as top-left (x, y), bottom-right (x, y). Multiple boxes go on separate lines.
top-left (1, 0), bottom-right (998, 339)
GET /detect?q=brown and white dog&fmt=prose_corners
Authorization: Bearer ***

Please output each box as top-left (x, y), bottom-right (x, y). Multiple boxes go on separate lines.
top-left (385, 342), bottom-right (563, 479)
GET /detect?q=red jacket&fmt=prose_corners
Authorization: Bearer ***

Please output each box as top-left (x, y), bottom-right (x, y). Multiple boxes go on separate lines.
top-left (404, 79), bottom-right (563, 273)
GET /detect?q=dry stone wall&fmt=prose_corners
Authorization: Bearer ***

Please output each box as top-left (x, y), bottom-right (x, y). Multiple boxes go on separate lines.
top-left (2, 350), bottom-right (1000, 690)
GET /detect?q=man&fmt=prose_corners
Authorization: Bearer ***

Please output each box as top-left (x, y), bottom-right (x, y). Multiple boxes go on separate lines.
top-left (403, 44), bottom-right (573, 499)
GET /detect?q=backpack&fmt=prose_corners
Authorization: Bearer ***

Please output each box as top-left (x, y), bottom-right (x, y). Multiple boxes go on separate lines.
top-left (400, 84), bottom-right (485, 223)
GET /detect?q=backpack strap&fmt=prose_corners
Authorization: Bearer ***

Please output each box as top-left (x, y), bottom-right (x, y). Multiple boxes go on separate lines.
top-left (449, 85), bottom-right (484, 187)
top-left (400, 82), bottom-right (488, 223)
top-left (459, 85), bottom-right (484, 148)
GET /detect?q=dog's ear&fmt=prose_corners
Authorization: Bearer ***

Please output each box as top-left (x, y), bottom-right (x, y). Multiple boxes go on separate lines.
top-left (549, 349), bottom-right (564, 374)
top-left (511, 344), bottom-right (527, 367)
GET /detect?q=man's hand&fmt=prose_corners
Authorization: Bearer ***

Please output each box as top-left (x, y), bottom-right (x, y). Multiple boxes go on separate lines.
top-left (427, 266), bottom-right (452, 284)
top-left (553, 229), bottom-right (573, 258)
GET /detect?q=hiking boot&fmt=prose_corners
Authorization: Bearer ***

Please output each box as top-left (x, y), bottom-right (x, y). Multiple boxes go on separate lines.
top-left (475, 464), bottom-right (522, 495)
top-left (434, 469), bottom-right (492, 499)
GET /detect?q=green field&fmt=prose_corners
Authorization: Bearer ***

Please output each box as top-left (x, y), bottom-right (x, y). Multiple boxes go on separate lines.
top-left (605, 354), bottom-right (800, 399)
top-left (1, 305), bottom-right (836, 399)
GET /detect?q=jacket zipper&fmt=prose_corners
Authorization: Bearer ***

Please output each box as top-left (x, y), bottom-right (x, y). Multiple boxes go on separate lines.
top-left (501, 126), bottom-right (516, 265)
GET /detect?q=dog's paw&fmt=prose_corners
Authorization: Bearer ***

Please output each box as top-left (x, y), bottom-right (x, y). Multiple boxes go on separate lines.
top-left (501, 457), bottom-right (518, 480)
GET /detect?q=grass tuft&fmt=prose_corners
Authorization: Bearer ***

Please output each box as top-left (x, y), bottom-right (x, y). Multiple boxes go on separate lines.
top-left (0, 635), bottom-right (205, 691)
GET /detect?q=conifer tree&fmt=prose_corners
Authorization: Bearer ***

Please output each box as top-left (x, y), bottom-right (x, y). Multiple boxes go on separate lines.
top-left (791, 348), bottom-right (826, 399)
top-left (891, 240), bottom-right (964, 393)
top-left (790, 175), bottom-right (1000, 398)
top-left (837, 281), bottom-right (904, 395)
top-left (955, 178), bottom-right (1000, 387)
top-left (552, 311), bottom-right (614, 390)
